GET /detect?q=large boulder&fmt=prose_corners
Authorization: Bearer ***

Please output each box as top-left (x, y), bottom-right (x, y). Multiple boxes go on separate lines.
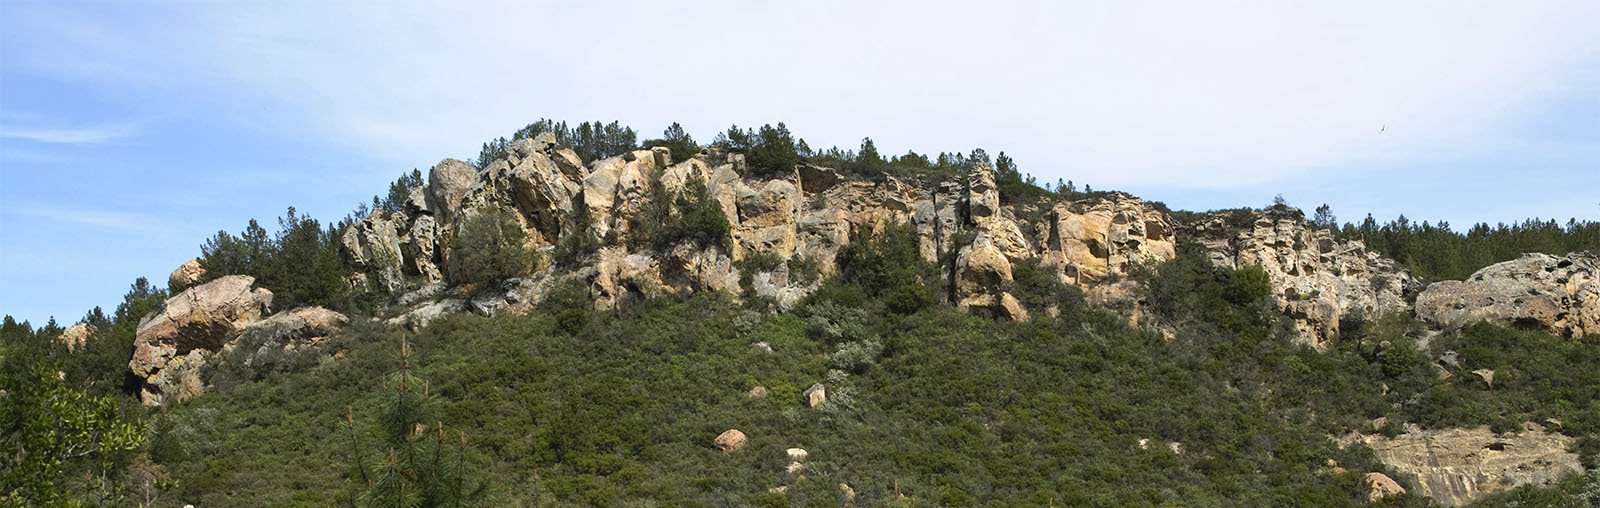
top-left (427, 159), bottom-right (479, 226)
top-left (1341, 424), bottom-right (1582, 506)
top-left (226, 306), bottom-right (348, 373)
top-left (954, 236), bottom-right (1028, 321)
top-left (507, 151), bottom-right (581, 241)
top-left (1415, 252), bottom-right (1598, 337)
top-left (130, 275), bottom-right (273, 405)
top-left (168, 258), bottom-right (206, 291)
top-left (1185, 207), bottom-right (1419, 349)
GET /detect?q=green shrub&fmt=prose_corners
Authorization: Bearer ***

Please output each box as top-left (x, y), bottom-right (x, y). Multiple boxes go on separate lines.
top-left (448, 207), bottom-right (539, 287)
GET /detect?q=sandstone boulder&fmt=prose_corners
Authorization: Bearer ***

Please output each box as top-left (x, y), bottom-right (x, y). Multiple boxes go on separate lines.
top-left (131, 275), bottom-right (273, 405)
top-left (1363, 472), bottom-right (1406, 502)
top-left (168, 258), bottom-right (206, 291)
top-left (1414, 252), bottom-right (1598, 337)
top-left (714, 429), bottom-right (747, 452)
top-left (954, 236), bottom-right (1028, 321)
top-left (803, 383), bottom-right (827, 408)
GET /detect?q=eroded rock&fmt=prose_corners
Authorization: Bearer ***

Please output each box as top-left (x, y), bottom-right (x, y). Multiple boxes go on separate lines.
top-left (1341, 425), bottom-right (1582, 506)
top-left (131, 275), bottom-right (273, 405)
top-left (1415, 252), bottom-right (1598, 337)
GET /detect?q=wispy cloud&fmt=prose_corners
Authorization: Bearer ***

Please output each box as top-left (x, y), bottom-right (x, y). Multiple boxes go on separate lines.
top-left (7, 204), bottom-right (176, 235)
top-left (0, 123), bottom-right (134, 144)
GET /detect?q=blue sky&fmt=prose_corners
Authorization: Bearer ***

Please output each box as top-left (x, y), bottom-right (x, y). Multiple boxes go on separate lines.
top-left (2, 1), bottom-right (1597, 325)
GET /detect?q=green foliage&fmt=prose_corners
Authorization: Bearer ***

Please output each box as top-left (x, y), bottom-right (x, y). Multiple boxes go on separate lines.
top-left (643, 122), bottom-right (699, 164)
top-left (0, 279), bottom-right (166, 399)
top-left (1337, 212), bottom-right (1599, 281)
top-left (552, 199), bottom-right (601, 267)
top-left (448, 207), bottom-right (539, 287)
top-left (628, 175), bottom-right (732, 253)
top-left (0, 363), bottom-right (145, 505)
top-left (834, 222), bottom-right (935, 315)
top-left (199, 207), bottom-right (351, 310)
top-left (343, 339), bottom-right (484, 507)
top-left (374, 169), bottom-right (424, 214)
top-left (716, 123), bottom-right (799, 178)
top-left (1011, 257), bottom-right (1085, 315)
top-left (477, 119), bottom-right (638, 165)
top-left (1144, 241), bottom-right (1278, 341)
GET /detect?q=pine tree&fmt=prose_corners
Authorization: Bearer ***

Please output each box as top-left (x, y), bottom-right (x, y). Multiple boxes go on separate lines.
top-left (345, 336), bottom-right (482, 507)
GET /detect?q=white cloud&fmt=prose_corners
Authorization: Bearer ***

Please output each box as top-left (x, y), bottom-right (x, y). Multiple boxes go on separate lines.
top-left (0, 124), bottom-right (132, 144)
top-left (6, 1), bottom-right (1598, 188)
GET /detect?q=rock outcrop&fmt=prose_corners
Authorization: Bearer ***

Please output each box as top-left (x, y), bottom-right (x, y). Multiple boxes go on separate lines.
top-left (129, 275), bottom-right (348, 406)
top-left (325, 134), bottom-right (1446, 343)
top-left (131, 275), bottom-right (274, 405)
top-left (1186, 207), bottom-right (1420, 349)
top-left (1040, 193), bottom-right (1176, 284)
top-left (1341, 424), bottom-right (1582, 506)
top-left (1415, 252), bottom-right (1598, 337)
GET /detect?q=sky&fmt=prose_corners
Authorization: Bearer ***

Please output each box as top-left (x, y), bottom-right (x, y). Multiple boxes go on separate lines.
top-left (2, 1), bottom-right (1597, 325)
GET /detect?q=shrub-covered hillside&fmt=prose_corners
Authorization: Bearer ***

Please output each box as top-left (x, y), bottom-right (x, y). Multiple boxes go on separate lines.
top-left (7, 231), bottom-right (1599, 506)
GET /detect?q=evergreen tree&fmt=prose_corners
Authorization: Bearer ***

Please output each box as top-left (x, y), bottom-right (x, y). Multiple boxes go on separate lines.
top-left (344, 337), bottom-right (483, 507)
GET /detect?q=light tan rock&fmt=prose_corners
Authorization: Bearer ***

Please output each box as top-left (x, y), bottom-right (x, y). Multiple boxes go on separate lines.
top-left (954, 236), bottom-right (1028, 321)
top-left (168, 258), bottom-right (206, 291)
top-left (714, 429), bottom-right (747, 452)
top-left (1342, 425), bottom-right (1582, 506)
top-left (803, 383), bottom-right (827, 408)
top-left (1186, 207), bottom-right (1419, 349)
top-left (130, 275), bottom-right (273, 406)
top-left (1471, 368), bottom-right (1495, 388)
top-left (747, 386), bottom-right (769, 398)
top-left (1364, 472), bottom-right (1406, 502)
top-left (967, 162), bottom-right (1000, 220)
top-left (786, 448), bottom-right (809, 462)
top-left (1415, 252), bottom-right (1598, 337)
top-left (1043, 194), bottom-right (1175, 284)
top-left (57, 323), bottom-right (95, 351)
top-left (734, 179), bottom-right (802, 260)
top-left (506, 151), bottom-right (580, 240)
top-left (403, 215), bottom-right (443, 282)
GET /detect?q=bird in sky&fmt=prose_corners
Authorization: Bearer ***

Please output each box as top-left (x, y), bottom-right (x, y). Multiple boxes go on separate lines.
top-left (1380, 124), bottom-right (1386, 134)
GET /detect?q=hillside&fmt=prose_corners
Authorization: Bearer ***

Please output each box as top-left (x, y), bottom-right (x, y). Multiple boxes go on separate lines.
top-left (3, 121), bottom-right (1598, 507)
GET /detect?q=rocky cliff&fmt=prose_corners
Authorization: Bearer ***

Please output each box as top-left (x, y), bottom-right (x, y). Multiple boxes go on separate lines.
top-left (1184, 206), bottom-right (1422, 349)
top-left (341, 136), bottom-right (1189, 329)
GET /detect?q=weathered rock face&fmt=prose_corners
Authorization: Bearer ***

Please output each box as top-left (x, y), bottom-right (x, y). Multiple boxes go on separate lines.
top-left (1040, 194), bottom-right (1175, 285)
top-left (168, 258), bottom-right (207, 291)
top-left (1415, 252), bottom-right (1598, 337)
top-left (1186, 207), bottom-right (1421, 349)
top-left (330, 134), bottom-right (1441, 340)
top-left (427, 159), bottom-right (478, 226)
top-left (1342, 425), bottom-right (1582, 506)
top-left (954, 236), bottom-right (1028, 321)
top-left (131, 275), bottom-right (273, 405)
